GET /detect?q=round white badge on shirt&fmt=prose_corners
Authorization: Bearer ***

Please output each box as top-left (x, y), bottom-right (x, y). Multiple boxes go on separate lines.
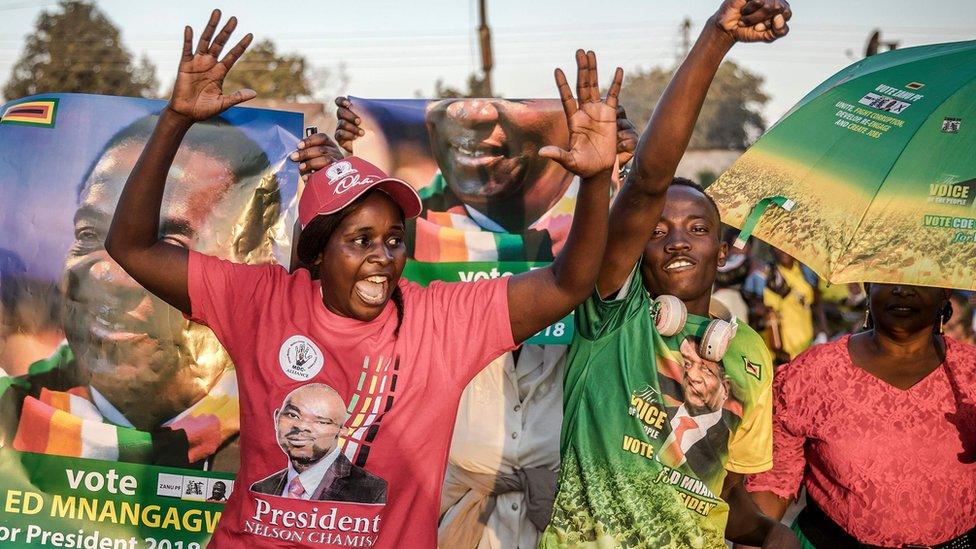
top-left (278, 335), bottom-right (324, 381)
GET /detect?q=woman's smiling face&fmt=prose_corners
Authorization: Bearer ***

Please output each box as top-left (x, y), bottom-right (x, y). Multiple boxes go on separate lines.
top-left (316, 191), bottom-right (407, 322)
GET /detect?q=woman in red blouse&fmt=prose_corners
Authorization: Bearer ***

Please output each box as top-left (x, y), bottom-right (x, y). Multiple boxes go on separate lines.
top-left (745, 283), bottom-right (976, 547)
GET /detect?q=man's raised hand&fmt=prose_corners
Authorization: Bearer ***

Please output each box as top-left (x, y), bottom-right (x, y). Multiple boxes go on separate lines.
top-left (167, 9), bottom-right (255, 124)
top-left (714, 0), bottom-right (791, 43)
top-left (334, 96), bottom-right (366, 155)
top-left (616, 104), bottom-right (638, 168)
top-left (540, 50), bottom-right (623, 179)
top-left (292, 132), bottom-right (346, 181)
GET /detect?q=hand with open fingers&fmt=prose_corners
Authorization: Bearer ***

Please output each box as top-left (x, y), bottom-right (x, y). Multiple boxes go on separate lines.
top-left (616, 104), bottom-right (638, 167)
top-left (291, 132), bottom-right (346, 181)
top-left (714, 0), bottom-right (792, 43)
top-left (334, 96), bottom-right (365, 154)
top-left (540, 50), bottom-right (623, 179)
top-left (167, 9), bottom-right (255, 123)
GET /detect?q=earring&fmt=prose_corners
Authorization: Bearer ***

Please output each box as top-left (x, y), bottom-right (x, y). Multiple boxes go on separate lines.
top-left (862, 309), bottom-right (871, 330)
top-left (939, 315), bottom-right (945, 335)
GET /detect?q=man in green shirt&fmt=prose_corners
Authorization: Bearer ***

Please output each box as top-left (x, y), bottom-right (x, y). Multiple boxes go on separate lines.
top-left (541, 0), bottom-right (799, 547)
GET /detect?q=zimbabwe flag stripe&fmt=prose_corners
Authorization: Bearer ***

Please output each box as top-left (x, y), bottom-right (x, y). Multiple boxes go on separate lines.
top-left (1, 98), bottom-right (59, 127)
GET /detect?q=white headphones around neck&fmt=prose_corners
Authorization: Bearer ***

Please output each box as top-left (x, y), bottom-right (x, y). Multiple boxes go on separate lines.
top-left (651, 295), bottom-right (739, 362)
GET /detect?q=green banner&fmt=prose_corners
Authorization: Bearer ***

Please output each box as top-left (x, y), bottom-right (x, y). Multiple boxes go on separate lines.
top-left (0, 449), bottom-right (232, 548)
top-left (404, 260), bottom-right (574, 344)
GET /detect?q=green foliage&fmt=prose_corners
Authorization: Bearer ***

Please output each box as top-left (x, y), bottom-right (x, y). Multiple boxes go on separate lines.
top-left (431, 73), bottom-right (493, 98)
top-left (617, 61), bottom-right (769, 151)
top-left (696, 169), bottom-right (718, 188)
top-left (222, 39), bottom-right (312, 101)
top-left (3, 1), bottom-right (158, 101)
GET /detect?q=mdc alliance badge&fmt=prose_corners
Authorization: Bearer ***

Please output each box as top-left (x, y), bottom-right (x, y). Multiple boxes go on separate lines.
top-left (278, 335), bottom-right (325, 381)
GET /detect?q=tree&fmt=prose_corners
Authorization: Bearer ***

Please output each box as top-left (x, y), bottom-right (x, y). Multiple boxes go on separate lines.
top-left (617, 60), bottom-right (769, 150)
top-left (3, 1), bottom-right (158, 101)
top-left (430, 73), bottom-right (493, 99)
top-left (221, 39), bottom-right (312, 101)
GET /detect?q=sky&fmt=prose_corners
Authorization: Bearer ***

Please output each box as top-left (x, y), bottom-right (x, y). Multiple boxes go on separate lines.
top-left (0, 0), bottom-right (973, 122)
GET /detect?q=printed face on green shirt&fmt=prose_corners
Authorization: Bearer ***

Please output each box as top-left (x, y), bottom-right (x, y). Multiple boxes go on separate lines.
top-left (679, 336), bottom-right (730, 415)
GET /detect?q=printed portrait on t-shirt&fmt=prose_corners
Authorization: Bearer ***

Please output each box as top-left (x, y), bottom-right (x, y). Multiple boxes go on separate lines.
top-left (250, 383), bottom-right (388, 504)
top-left (659, 335), bottom-right (742, 483)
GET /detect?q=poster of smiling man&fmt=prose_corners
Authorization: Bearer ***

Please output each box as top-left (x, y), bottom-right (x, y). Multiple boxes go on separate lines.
top-left (345, 97), bottom-right (582, 344)
top-left (0, 92), bottom-right (586, 547)
top-left (0, 92), bottom-right (301, 548)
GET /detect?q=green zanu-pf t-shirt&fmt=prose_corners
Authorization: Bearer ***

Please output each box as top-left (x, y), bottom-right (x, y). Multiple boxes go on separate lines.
top-left (541, 270), bottom-right (773, 549)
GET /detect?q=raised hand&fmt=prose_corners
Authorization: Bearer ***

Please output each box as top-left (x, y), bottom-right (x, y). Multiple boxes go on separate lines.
top-left (540, 50), bottom-right (624, 179)
top-left (714, 0), bottom-right (791, 43)
top-left (291, 132), bottom-right (346, 181)
top-left (167, 9), bottom-right (255, 124)
top-left (334, 96), bottom-right (366, 154)
top-left (616, 104), bottom-right (638, 167)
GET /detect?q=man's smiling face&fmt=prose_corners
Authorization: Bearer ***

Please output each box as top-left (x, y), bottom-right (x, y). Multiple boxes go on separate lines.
top-left (63, 140), bottom-right (238, 428)
top-left (641, 184), bottom-right (727, 306)
top-left (424, 98), bottom-right (576, 230)
top-left (275, 384), bottom-right (346, 471)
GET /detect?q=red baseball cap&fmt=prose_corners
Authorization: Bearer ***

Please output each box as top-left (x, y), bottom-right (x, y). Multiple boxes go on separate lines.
top-left (298, 156), bottom-right (422, 228)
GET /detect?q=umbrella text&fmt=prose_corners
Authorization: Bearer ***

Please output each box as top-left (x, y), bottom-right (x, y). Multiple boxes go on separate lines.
top-left (923, 215), bottom-right (976, 230)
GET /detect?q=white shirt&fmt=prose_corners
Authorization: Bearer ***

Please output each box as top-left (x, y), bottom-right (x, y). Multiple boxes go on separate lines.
top-left (443, 344), bottom-right (566, 549)
top-left (90, 370), bottom-right (240, 430)
top-left (282, 446), bottom-right (341, 500)
top-left (464, 203), bottom-right (508, 233)
top-left (90, 385), bottom-right (134, 427)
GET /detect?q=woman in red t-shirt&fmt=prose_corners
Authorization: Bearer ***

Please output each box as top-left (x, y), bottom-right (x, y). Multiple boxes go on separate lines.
top-left (103, 9), bottom-right (624, 549)
top-left (744, 283), bottom-right (976, 548)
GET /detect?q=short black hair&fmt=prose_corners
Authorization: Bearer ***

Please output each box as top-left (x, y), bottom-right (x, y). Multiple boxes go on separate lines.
top-left (670, 176), bottom-right (721, 227)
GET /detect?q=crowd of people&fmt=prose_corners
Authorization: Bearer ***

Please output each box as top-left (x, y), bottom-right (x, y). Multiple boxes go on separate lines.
top-left (713, 228), bottom-right (976, 361)
top-left (7, 0), bottom-right (973, 548)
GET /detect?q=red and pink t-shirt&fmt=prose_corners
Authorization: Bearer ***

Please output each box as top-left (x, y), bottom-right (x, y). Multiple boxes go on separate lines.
top-left (185, 251), bottom-right (516, 548)
top-left (745, 335), bottom-right (976, 546)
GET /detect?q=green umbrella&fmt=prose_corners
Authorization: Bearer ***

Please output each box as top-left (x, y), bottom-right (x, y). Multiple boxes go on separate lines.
top-left (708, 40), bottom-right (976, 290)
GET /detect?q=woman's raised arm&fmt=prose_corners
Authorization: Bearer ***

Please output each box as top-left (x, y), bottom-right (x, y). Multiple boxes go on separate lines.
top-left (104, 10), bottom-right (254, 314)
top-left (506, 50), bottom-right (622, 343)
